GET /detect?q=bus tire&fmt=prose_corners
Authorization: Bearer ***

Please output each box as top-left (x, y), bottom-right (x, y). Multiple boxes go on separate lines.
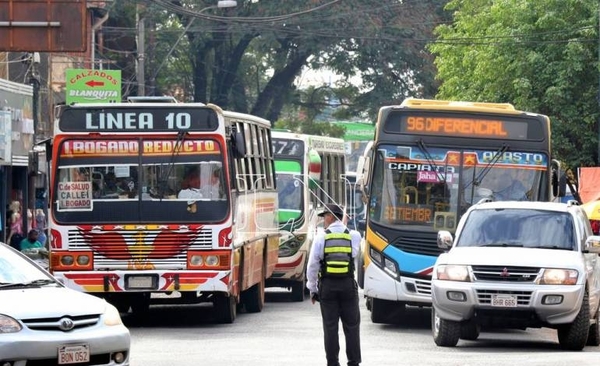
top-left (242, 274), bottom-right (265, 313)
top-left (213, 294), bottom-right (236, 324)
top-left (356, 248), bottom-right (365, 289)
top-left (130, 293), bottom-right (150, 317)
top-left (291, 277), bottom-right (306, 302)
top-left (370, 298), bottom-right (404, 324)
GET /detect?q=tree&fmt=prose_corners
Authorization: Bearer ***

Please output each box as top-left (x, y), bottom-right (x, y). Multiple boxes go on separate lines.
top-left (103, 0), bottom-right (447, 124)
top-left (429, 0), bottom-right (599, 167)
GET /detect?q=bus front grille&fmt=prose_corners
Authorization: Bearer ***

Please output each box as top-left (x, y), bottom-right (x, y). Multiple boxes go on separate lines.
top-left (66, 228), bottom-right (213, 267)
top-left (391, 236), bottom-right (443, 256)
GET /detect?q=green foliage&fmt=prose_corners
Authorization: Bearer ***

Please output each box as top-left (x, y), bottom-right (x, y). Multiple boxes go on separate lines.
top-left (274, 118), bottom-right (346, 138)
top-left (429, 0), bottom-right (600, 167)
top-left (103, 0), bottom-right (447, 123)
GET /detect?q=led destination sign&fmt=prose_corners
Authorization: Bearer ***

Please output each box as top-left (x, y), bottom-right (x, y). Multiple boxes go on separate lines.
top-left (59, 107), bottom-right (219, 132)
top-left (383, 112), bottom-right (545, 140)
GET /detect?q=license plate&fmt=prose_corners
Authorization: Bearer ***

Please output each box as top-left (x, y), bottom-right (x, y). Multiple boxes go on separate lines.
top-left (58, 344), bottom-right (90, 365)
top-left (491, 294), bottom-right (517, 307)
top-left (127, 275), bottom-right (154, 289)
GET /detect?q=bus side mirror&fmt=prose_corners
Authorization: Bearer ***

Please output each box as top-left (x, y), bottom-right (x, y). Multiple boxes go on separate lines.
top-left (557, 174), bottom-right (567, 198)
top-left (232, 131), bottom-right (246, 158)
top-left (357, 219), bottom-right (366, 231)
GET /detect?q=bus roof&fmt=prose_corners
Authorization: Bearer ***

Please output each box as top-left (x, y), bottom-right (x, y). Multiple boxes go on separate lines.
top-left (393, 98), bottom-right (533, 116)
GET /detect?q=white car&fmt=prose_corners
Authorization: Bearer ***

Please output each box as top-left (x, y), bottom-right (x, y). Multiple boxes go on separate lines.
top-left (0, 243), bottom-right (130, 365)
top-left (431, 200), bottom-right (600, 350)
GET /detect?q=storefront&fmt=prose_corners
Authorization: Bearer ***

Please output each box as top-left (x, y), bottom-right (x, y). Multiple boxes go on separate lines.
top-left (0, 77), bottom-right (44, 243)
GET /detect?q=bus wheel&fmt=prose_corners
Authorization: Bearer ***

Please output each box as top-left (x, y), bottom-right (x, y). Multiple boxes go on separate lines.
top-left (130, 293), bottom-right (150, 317)
top-left (356, 249), bottom-right (365, 289)
top-left (291, 278), bottom-right (306, 302)
top-left (213, 294), bottom-right (236, 324)
top-left (109, 296), bottom-right (131, 314)
top-left (370, 298), bottom-right (404, 324)
top-left (242, 275), bottom-right (265, 313)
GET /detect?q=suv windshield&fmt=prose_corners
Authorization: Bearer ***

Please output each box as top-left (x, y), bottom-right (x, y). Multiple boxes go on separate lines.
top-left (456, 209), bottom-right (575, 250)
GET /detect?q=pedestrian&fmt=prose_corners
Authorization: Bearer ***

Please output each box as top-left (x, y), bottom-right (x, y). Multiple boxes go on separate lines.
top-left (307, 203), bottom-right (362, 366)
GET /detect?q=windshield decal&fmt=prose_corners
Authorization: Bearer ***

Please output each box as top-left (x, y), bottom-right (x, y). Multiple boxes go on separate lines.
top-left (57, 181), bottom-right (93, 211)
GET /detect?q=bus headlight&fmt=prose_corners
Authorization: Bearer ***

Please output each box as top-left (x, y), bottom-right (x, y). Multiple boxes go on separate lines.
top-left (278, 237), bottom-right (302, 257)
top-left (205, 255), bottom-right (219, 266)
top-left (369, 247), bottom-right (399, 279)
top-left (190, 255), bottom-right (203, 266)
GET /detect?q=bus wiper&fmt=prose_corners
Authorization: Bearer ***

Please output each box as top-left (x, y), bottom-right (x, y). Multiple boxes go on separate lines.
top-left (417, 140), bottom-right (446, 182)
top-left (464, 143), bottom-right (509, 191)
top-left (158, 130), bottom-right (187, 199)
top-left (0, 279), bottom-right (57, 289)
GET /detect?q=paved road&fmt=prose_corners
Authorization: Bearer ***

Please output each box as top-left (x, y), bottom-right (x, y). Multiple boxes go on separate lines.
top-left (126, 288), bottom-right (600, 366)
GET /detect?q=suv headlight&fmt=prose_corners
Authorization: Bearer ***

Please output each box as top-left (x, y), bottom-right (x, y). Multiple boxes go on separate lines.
top-left (435, 265), bottom-right (471, 282)
top-left (538, 268), bottom-right (578, 285)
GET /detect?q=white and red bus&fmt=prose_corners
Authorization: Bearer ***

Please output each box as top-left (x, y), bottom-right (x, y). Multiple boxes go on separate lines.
top-left (48, 97), bottom-right (279, 323)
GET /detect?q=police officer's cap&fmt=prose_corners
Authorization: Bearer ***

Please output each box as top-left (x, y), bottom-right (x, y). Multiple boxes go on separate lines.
top-left (318, 203), bottom-right (345, 219)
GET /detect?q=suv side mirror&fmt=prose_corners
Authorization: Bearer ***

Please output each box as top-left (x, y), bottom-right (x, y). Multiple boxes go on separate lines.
top-left (585, 236), bottom-right (600, 254)
top-left (437, 230), bottom-right (453, 250)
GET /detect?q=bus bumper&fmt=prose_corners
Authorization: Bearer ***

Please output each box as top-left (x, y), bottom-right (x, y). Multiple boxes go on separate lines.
top-left (363, 263), bottom-right (432, 305)
top-left (53, 270), bottom-right (231, 294)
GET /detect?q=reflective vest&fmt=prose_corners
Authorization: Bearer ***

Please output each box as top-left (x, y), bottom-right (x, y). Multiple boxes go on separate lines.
top-left (321, 228), bottom-right (353, 277)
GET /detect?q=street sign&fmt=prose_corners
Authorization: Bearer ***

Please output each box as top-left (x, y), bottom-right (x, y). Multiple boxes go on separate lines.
top-left (0, 0), bottom-right (87, 52)
top-left (65, 69), bottom-right (121, 104)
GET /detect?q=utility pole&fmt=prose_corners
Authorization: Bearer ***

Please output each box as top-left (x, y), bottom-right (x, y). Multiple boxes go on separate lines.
top-left (27, 52), bottom-right (41, 234)
top-left (136, 4), bottom-right (145, 96)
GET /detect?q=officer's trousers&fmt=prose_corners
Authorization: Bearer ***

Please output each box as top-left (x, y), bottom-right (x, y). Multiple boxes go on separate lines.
top-left (319, 276), bottom-right (361, 366)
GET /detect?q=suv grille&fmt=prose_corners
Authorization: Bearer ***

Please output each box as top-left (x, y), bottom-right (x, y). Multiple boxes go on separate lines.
top-left (476, 289), bottom-right (533, 306)
top-left (472, 265), bottom-right (540, 282)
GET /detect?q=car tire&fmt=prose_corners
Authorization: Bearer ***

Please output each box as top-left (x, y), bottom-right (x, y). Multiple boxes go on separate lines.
top-left (432, 307), bottom-right (460, 347)
top-left (460, 320), bottom-right (480, 341)
top-left (370, 298), bottom-right (404, 324)
top-left (587, 303), bottom-right (600, 346)
top-left (558, 291), bottom-right (590, 350)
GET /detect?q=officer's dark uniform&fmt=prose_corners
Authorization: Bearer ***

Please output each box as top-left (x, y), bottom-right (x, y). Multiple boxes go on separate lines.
top-left (307, 203), bottom-right (361, 366)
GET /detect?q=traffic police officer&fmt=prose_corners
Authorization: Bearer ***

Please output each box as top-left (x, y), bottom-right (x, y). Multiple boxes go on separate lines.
top-left (307, 203), bottom-right (362, 366)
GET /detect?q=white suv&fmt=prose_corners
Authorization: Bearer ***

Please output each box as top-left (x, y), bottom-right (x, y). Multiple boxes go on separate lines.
top-left (431, 200), bottom-right (600, 350)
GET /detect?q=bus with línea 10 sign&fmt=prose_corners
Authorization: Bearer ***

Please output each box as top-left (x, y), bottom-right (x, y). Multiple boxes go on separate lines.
top-left (48, 97), bottom-right (279, 323)
top-left (359, 98), bottom-right (561, 324)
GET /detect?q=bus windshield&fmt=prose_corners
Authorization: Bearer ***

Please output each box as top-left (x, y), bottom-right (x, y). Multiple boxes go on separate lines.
top-left (52, 137), bottom-right (229, 224)
top-left (275, 160), bottom-right (303, 223)
top-left (368, 144), bottom-right (549, 232)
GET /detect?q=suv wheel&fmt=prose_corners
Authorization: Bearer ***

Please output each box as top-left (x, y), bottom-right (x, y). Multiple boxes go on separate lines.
top-left (432, 307), bottom-right (460, 347)
top-left (558, 291), bottom-right (590, 350)
top-left (460, 320), bottom-right (481, 341)
top-left (587, 303), bottom-right (600, 346)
